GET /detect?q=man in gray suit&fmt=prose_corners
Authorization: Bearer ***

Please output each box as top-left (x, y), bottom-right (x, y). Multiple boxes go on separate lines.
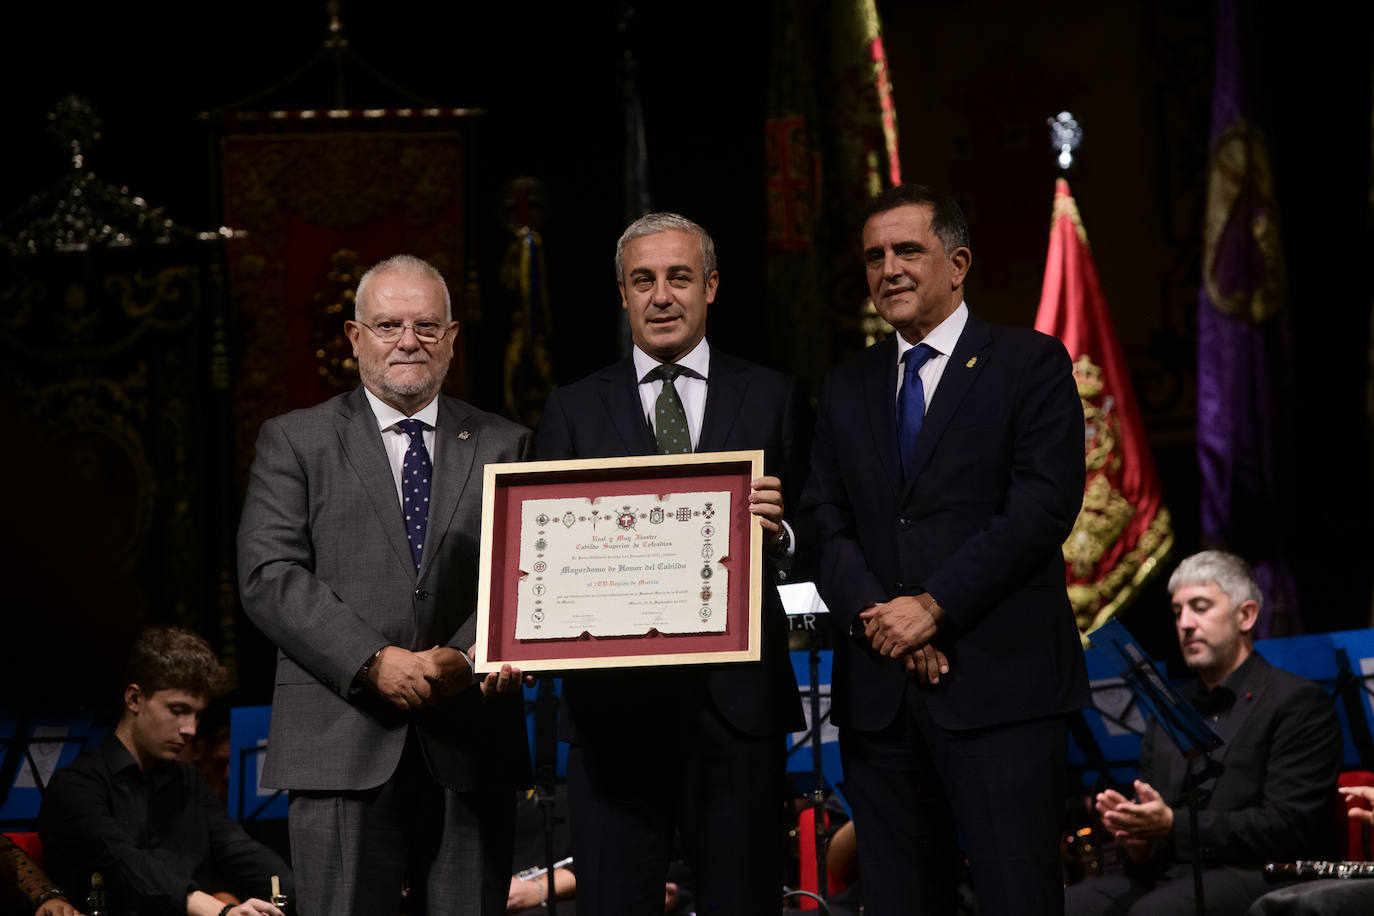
top-left (238, 255), bottom-right (533, 916)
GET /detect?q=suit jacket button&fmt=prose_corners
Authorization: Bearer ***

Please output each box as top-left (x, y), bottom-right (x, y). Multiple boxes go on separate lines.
top-left (895, 581), bottom-right (905, 592)
top-left (898, 517), bottom-right (912, 530)
top-left (414, 587), bottom-right (428, 599)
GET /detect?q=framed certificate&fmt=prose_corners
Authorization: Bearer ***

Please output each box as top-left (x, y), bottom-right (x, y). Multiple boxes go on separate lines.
top-left (474, 450), bottom-right (765, 673)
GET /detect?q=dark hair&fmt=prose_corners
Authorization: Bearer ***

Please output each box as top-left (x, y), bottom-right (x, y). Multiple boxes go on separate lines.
top-left (863, 184), bottom-right (971, 254)
top-left (125, 626), bottom-right (229, 698)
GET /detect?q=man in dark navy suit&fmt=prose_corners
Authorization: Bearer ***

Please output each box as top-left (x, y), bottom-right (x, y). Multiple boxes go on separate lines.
top-left (801, 185), bottom-right (1088, 915)
top-left (537, 212), bottom-right (804, 915)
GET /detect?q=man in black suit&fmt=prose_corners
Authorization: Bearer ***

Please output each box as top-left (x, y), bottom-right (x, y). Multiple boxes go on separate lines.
top-left (537, 212), bottom-right (804, 915)
top-left (1067, 550), bottom-right (1341, 916)
top-left (800, 184), bottom-right (1088, 915)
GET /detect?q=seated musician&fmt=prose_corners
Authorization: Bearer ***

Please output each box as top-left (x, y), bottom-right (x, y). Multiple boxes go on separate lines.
top-left (38, 627), bottom-right (293, 916)
top-left (1066, 551), bottom-right (1342, 916)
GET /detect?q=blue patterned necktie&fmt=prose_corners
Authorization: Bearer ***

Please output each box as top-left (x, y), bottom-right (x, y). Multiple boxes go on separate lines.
top-left (397, 418), bottom-right (432, 570)
top-left (896, 344), bottom-right (936, 479)
top-left (650, 364), bottom-right (692, 454)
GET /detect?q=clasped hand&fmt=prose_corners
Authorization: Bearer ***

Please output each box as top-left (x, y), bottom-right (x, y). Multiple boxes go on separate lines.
top-left (369, 645), bottom-right (529, 710)
top-left (860, 593), bottom-right (949, 683)
top-left (1095, 779), bottom-right (1173, 861)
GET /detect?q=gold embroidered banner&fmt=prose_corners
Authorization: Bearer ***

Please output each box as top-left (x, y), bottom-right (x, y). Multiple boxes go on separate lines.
top-left (1035, 180), bottom-right (1174, 637)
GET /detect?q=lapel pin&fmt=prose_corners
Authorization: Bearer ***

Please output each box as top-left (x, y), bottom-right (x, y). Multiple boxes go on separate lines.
top-left (966, 357), bottom-right (978, 368)
top-left (458, 430), bottom-right (470, 440)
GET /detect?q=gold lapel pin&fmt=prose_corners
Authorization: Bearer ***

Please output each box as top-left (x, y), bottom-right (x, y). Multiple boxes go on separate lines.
top-left (966, 357), bottom-right (978, 368)
top-left (458, 430), bottom-right (470, 440)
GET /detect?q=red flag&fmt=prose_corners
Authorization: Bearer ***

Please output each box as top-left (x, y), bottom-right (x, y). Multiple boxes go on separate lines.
top-left (1035, 179), bottom-right (1174, 636)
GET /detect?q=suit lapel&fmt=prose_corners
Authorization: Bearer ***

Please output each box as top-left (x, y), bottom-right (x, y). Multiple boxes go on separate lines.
top-left (699, 353), bottom-right (745, 453)
top-left (421, 395), bottom-right (479, 581)
top-left (338, 388), bottom-right (415, 578)
top-left (863, 336), bottom-right (903, 499)
top-left (902, 314), bottom-right (993, 503)
top-left (600, 358), bottom-right (657, 456)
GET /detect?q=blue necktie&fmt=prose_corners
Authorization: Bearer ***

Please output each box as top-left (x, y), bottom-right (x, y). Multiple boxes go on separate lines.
top-left (397, 418), bottom-right (432, 571)
top-left (896, 344), bottom-right (936, 479)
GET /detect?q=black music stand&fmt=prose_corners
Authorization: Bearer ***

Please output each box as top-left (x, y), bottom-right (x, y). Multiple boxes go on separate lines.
top-left (531, 677), bottom-right (562, 915)
top-left (780, 581), bottom-right (832, 905)
top-left (1090, 620), bottom-right (1223, 916)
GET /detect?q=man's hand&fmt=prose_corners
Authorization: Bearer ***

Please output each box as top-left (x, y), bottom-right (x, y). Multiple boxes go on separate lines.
top-left (36, 896), bottom-right (83, 916)
top-left (1099, 779), bottom-right (1173, 840)
top-left (507, 876), bottom-right (543, 910)
top-left (749, 476), bottom-right (785, 553)
top-left (187, 891), bottom-right (283, 916)
top-left (367, 646), bottom-right (435, 710)
top-left (1094, 786), bottom-right (1130, 820)
top-left (415, 646), bottom-right (477, 698)
top-left (903, 645), bottom-right (950, 684)
top-left (860, 592), bottom-right (943, 658)
top-left (479, 662), bottom-right (529, 697)
top-left (226, 903), bottom-right (287, 916)
top-left (1340, 785), bottom-right (1374, 823)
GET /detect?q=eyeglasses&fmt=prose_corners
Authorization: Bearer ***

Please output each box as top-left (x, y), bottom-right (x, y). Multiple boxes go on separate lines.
top-left (353, 319), bottom-right (453, 344)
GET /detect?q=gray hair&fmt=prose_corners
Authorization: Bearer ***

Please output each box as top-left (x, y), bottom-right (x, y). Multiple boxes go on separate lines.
top-left (614, 212), bottom-right (717, 283)
top-left (1167, 550), bottom-right (1264, 615)
top-left (354, 254), bottom-right (452, 321)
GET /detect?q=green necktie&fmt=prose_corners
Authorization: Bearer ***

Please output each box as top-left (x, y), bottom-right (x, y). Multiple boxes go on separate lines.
top-left (651, 364), bottom-right (692, 454)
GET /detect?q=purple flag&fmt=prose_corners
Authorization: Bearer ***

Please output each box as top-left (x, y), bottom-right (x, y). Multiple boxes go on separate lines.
top-left (1196, 0), bottom-right (1299, 636)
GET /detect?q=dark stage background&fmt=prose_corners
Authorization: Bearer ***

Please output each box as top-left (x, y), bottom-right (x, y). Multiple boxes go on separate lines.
top-left (2, 0), bottom-right (1371, 712)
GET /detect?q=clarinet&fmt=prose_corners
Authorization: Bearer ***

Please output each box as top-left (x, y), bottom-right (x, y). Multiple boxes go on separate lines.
top-left (1265, 861), bottom-right (1374, 881)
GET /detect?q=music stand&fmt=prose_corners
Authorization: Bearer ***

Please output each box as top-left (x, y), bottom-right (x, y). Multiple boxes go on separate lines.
top-left (1090, 620), bottom-right (1222, 916)
top-left (780, 581), bottom-right (834, 904)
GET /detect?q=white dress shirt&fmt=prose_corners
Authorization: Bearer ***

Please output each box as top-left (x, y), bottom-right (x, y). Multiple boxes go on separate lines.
top-left (632, 337), bottom-right (711, 448)
top-left (894, 301), bottom-right (969, 409)
top-left (362, 387), bottom-right (440, 508)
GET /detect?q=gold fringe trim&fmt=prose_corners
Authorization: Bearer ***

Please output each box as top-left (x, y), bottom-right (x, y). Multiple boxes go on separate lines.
top-left (1052, 179), bottom-right (1090, 249)
top-left (1079, 508), bottom-right (1176, 647)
